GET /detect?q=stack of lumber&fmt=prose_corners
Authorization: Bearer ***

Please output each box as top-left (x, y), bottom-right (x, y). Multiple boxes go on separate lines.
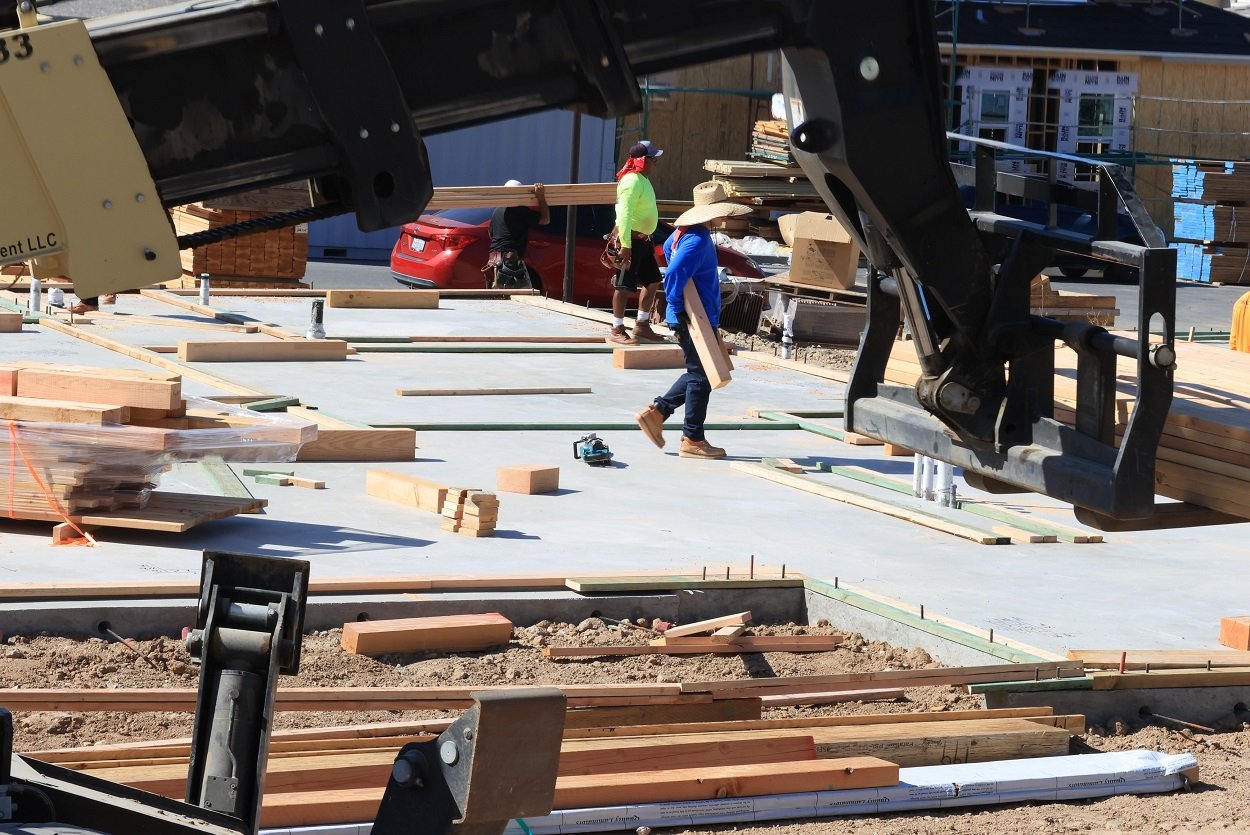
top-left (423, 182), bottom-right (616, 211)
top-left (441, 489), bottom-right (498, 537)
top-left (1031, 276), bottom-right (1118, 325)
top-left (1171, 160), bottom-right (1250, 284)
top-left (170, 204), bottom-right (309, 282)
top-left (749, 118), bottom-right (796, 165)
top-left (24, 698), bottom-right (1086, 828)
top-left (703, 158), bottom-right (823, 220)
top-left (884, 336), bottom-right (1250, 519)
top-left (0, 363), bottom-right (310, 528)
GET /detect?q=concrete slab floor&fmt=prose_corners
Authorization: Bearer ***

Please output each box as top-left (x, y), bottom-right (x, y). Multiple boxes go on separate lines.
top-left (1, 295), bottom-right (1248, 656)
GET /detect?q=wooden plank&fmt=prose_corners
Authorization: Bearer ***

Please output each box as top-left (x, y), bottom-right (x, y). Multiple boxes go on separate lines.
top-left (365, 469), bottom-right (447, 513)
top-left (0, 396), bottom-right (128, 425)
top-left (177, 340), bottom-right (348, 362)
top-left (613, 345), bottom-right (685, 369)
top-left (664, 611), bottom-right (752, 639)
top-left (396, 386), bottom-right (592, 396)
top-left (289, 476), bottom-right (326, 489)
top-left (565, 576), bottom-right (803, 592)
top-left (563, 698), bottom-right (761, 730)
top-left (731, 462), bottom-right (1008, 545)
top-left (683, 280), bottom-right (732, 389)
top-left (16, 368), bottom-right (181, 411)
top-left (756, 688), bottom-right (904, 707)
top-left (1090, 666), bottom-right (1250, 690)
top-left (680, 661), bottom-right (1081, 695)
top-left (341, 613), bottom-right (514, 656)
top-left (545, 637), bottom-right (839, 658)
top-left (653, 635), bottom-right (841, 650)
top-left (711, 625), bottom-right (746, 643)
top-left (1072, 649), bottom-right (1250, 670)
top-left (558, 734), bottom-right (817, 777)
top-left (325, 289), bottom-right (438, 309)
top-left (296, 428), bottom-right (417, 462)
top-left (423, 182), bottom-right (618, 211)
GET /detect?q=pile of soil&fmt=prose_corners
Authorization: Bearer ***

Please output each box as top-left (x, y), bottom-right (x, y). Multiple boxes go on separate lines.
top-left (5, 623), bottom-right (1248, 834)
top-left (724, 332), bottom-right (856, 373)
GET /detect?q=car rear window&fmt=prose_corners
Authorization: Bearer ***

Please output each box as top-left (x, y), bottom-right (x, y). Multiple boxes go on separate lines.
top-left (427, 208), bottom-right (493, 225)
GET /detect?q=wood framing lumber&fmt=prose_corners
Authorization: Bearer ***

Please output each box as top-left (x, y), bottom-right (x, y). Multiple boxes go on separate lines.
top-left (255, 757), bottom-right (898, 827)
top-left (683, 280), bottom-right (732, 389)
top-left (16, 367), bottom-right (181, 411)
top-left (652, 635), bottom-right (841, 650)
top-left (563, 698), bottom-right (761, 729)
top-left (365, 469), bottom-right (447, 512)
top-left (341, 613), bottom-right (513, 655)
top-left (296, 428), bottom-right (417, 462)
top-left (497, 464), bottom-right (559, 495)
top-left (424, 182), bottom-right (617, 210)
top-left (255, 475), bottom-right (291, 486)
top-left (664, 611), bottom-right (752, 638)
top-left (1221, 616), bottom-right (1250, 651)
top-left (564, 575), bottom-right (803, 592)
top-left (557, 734), bottom-right (817, 777)
top-left (326, 289), bottom-right (438, 309)
top-left (177, 339), bottom-right (348, 362)
top-left (711, 625), bottom-right (746, 643)
top-left (1089, 666), bottom-right (1250, 689)
top-left (613, 345), bottom-right (685, 369)
top-left (731, 462), bottom-right (1009, 545)
top-left (288, 477), bottom-right (326, 489)
top-left (546, 637), bottom-right (841, 658)
top-left (0, 311), bottom-right (22, 332)
top-left (0, 396), bottom-right (129, 425)
top-left (397, 386), bottom-right (592, 396)
top-left (1071, 649), bottom-right (1250, 669)
top-left (680, 661), bottom-right (1084, 695)
top-left (242, 468), bottom-right (294, 477)
top-left (756, 688), bottom-right (904, 707)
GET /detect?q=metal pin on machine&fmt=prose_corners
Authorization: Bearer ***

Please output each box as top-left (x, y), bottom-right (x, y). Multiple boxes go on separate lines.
top-left (199, 272), bottom-right (211, 306)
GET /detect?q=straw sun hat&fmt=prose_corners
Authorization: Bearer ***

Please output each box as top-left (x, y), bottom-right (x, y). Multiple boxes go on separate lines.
top-left (674, 181), bottom-right (753, 227)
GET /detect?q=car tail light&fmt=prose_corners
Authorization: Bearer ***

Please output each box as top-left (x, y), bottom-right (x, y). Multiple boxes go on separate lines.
top-left (435, 233), bottom-right (476, 250)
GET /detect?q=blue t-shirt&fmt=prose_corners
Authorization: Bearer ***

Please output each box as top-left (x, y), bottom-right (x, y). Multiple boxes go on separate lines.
top-left (662, 225), bottom-right (720, 328)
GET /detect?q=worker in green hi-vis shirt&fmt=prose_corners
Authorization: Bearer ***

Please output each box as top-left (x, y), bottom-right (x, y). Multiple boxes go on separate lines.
top-left (607, 140), bottom-right (666, 345)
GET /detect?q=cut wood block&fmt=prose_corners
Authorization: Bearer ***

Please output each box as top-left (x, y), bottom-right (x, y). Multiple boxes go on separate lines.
top-left (51, 523), bottom-right (98, 544)
top-left (297, 428), bottom-right (417, 462)
top-left (1221, 617), bottom-right (1250, 651)
top-left (842, 432), bottom-right (882, 446)
top-left (683, 280), bottom-right (732, 389)
top-left (255, 475), bottom-right (291, 486)
top-left (497, 464), bottom-right (559, 495)
top-left (0, 311), bottom-right (22, 333)
top-left (177, 340), bottom-right (348, 362)
top-left (456, 525), bottom-right (495, 538)
top-left (290, 477), bottom-right (325, 489)
top-left (613, 345), bottom-right (685, 369)
top-left (326, 289), bottom-right (438, 309)
top-left (883, 443), bottom-right (913, 456)
top-left (341, 613), bottom-right (513, 655)
top-left (0, 396), bottom-right (128, 425)
top-left (365, 470), bottom-right (447, 513)
top-left (664, 611), bottom-right (752, 639)
top-left (711, 625), bottom-right (746, 643)
top-left (17, 368), bottom-right (181, 411)
top-left (0, 366), bottom-right (18, 396)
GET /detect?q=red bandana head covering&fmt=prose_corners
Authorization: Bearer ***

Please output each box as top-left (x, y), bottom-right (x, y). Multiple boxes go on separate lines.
top-left (616, 157), bottom-right (648, 181)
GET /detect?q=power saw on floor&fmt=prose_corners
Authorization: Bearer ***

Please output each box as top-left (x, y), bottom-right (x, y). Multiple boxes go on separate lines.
top-left (573, 433), bottom-right (614, 466)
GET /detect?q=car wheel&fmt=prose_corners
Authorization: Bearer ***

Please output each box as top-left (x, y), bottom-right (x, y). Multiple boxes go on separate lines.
top-left (1059, 267), bottom-right (1088, 280)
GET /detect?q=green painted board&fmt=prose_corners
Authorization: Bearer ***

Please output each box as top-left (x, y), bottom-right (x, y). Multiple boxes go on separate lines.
top-left (968, 677), bottom-right (1095, 694)
top-left (243, 395), bottom-right (300, 412)
top-left (242, 468), bottom-right (295, 477)
top-left (566, 576), bottom-right (805, 592)
top-left (370, 421), bottom-right (801, 432)
top-left (756, 411), bottom-right (847, 441)
top-left (198, 457), bottom-right (254, 500)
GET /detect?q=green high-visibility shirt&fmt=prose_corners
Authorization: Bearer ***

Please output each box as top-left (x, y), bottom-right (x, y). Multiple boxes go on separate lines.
top-left (615, 172), bottom-right (658, 247)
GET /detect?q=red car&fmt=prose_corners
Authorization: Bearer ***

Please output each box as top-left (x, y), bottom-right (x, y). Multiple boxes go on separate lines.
top-left (390, 205), bottom-right (765, 307)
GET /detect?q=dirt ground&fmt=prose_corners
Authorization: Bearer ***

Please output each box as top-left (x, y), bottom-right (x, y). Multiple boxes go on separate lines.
top-left (3, 621), bottom-right (1248, 834)
top-left (724, 332), bottom-right (857, 373)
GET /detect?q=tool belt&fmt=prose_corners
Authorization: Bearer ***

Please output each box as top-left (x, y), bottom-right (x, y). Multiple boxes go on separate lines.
top-left (484, 250), bottom-right (531, 289)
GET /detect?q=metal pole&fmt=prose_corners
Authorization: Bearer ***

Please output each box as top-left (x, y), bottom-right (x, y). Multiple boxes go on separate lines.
top-left (562, 112), bottom-right (582, 303)
top-left (199, 272), bottom-right (211, 306)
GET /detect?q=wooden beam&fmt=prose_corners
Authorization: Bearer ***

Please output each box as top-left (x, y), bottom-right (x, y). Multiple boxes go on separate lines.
top-left (663, 611), bottom-right (752, 639)
top-left (341, 613), bottom-right (514, 656)
top-left (756, 688), bottom-right (904, 707)
top-left (365, 469), bottom-right (447, 513)
top-left (1072, 649), bottom-right (1250, 669)
top-left (732, 462), bottom-right (1009, 545)
top-left (0, 396), bottom-right (129, 425)
top-left (396, 386), bottom-right (592, 396)
top-left (326, 289), bottom-right (438, 309)
top-left (296, 428), bottom-right (417, 462)
top-left (683, 281), bottom-right (732, 389)
top-left (177, 340), bottom-right (348, 362)
top-left (1090, 666), bottom-right (1250, 690)
top-left (15, 367), bottom-right (181, 411)
top-left (680, 661), bottom-right (1083, 695)
top-left (563, 698), bottom-right (761, 729)
top-left (545, 637), bottom-right (840, 658)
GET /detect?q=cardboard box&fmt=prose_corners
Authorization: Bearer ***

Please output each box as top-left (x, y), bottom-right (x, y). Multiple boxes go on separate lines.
top-left (788, 212), bottom-right (859, 290)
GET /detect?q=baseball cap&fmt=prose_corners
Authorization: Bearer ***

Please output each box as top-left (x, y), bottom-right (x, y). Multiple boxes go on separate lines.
top-left (628, 140), bottom-right (664, 159)
top-left (503, 179), bottom-right (523, 187)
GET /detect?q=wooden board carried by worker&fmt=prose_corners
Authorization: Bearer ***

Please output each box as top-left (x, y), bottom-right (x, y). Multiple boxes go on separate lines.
top-left (341, 613), bottom-right (514, 656)
top-left (178, 340), bottom-right (348, 362)
top-left (683, 281), bottom-right (731, 389)
top-left (325, 289), bottom-right (438, 309)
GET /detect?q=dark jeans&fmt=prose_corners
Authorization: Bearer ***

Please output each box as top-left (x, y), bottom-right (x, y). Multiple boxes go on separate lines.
top-left (654, 322), bottom-right (711, 441)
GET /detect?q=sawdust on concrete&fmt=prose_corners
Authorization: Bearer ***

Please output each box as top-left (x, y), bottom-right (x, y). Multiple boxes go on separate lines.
top-left (5, 623), bottom-right (1248, 834)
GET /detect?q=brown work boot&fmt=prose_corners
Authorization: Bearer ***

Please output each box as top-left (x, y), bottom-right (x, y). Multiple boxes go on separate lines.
top-left (632, 321), bottom-right (667, 343)
top-left (635, 403), bottom-right (666, 449)
top-left (679, 437), bottom-right (726, 459)
top-left (608, 325), bottom-right (637, 345)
